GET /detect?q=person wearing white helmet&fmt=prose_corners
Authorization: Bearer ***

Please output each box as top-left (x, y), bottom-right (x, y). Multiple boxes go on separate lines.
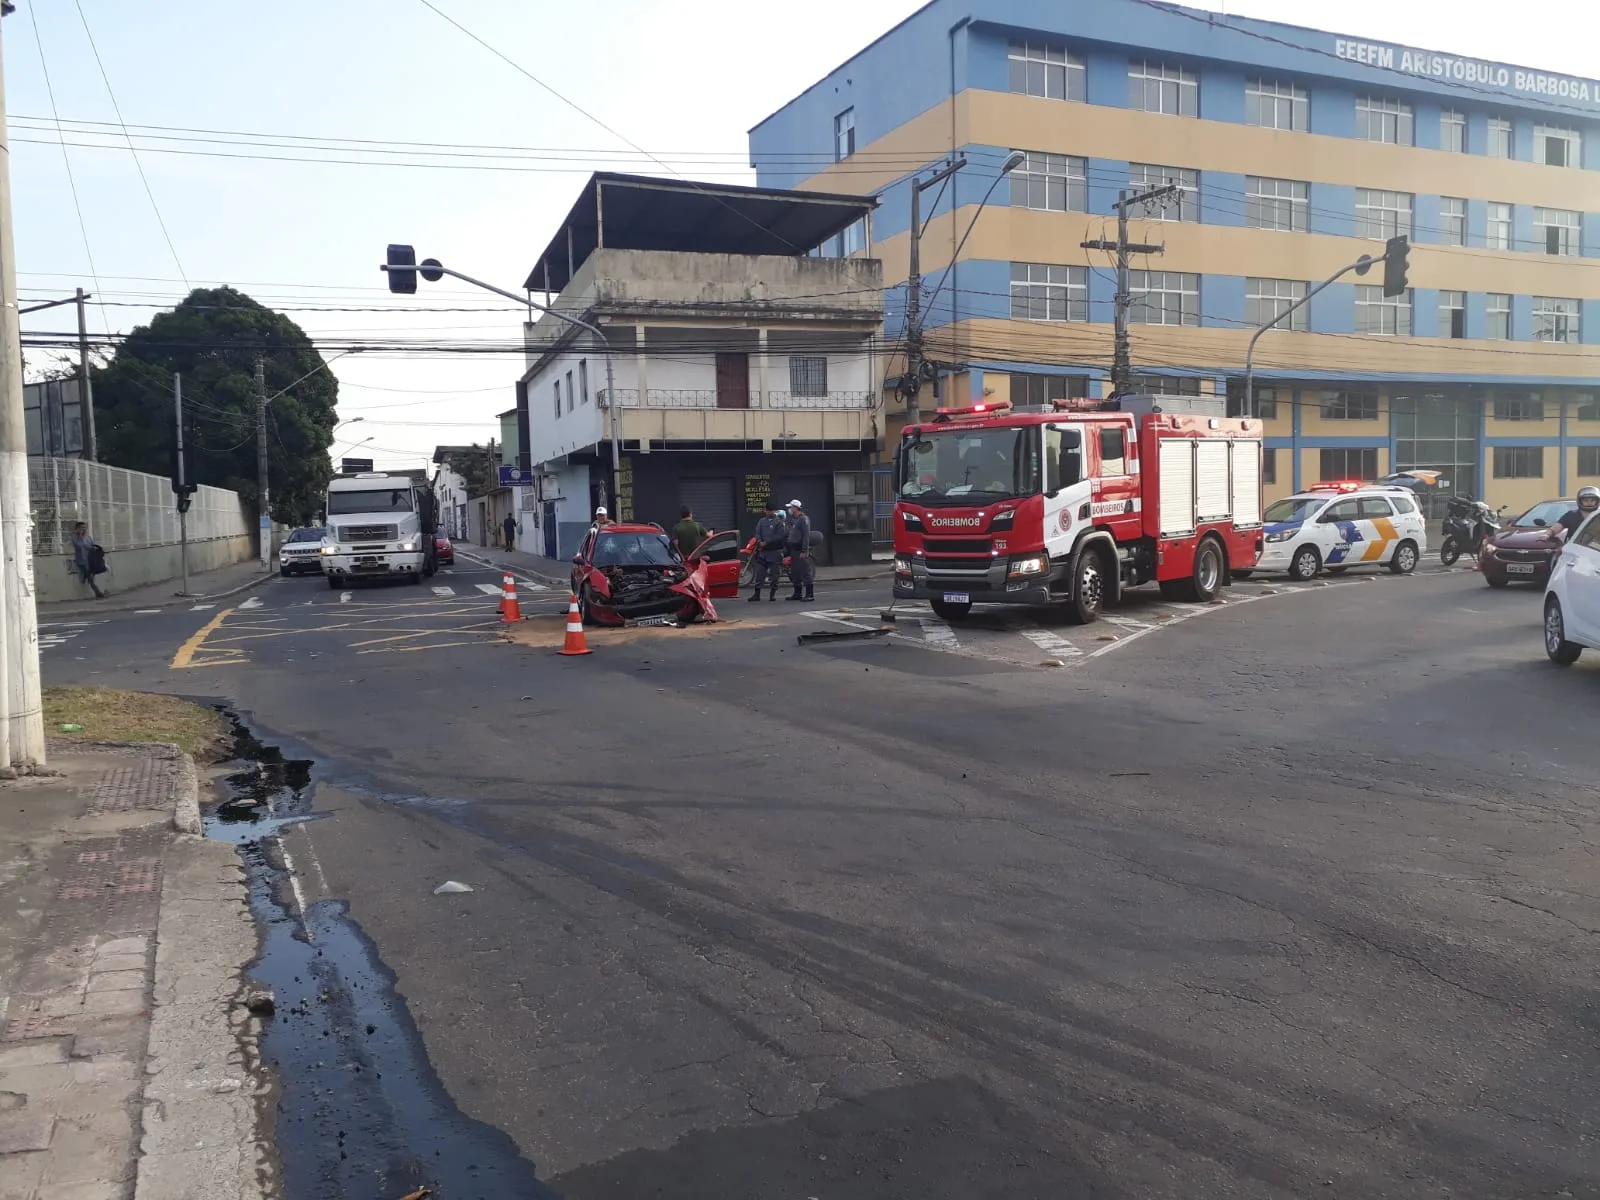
top-left (1551, 485), bottom-right (1600, 541)
top-left (782, 498), bottom-right (814, 601)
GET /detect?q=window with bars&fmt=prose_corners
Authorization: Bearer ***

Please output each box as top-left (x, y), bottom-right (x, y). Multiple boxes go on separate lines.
top-left (1321, 447), bottom-right (1379, 479)
top-left (1356, 96), bottom-right (1413, 144)
top-left (1486, 293), bottom-right (1512, 340)
top-left (1320, 391), bottom-right (1380, 421)
top-left (1356, 189), bottom-right (1413, 240)
top-left (1128, 164), bottom-right (1198, 220)
top-left (1441, 197), bottom-right (1467, 246)
top-left (1009, 263), bottom-right (1087, 322)
top-left (1486, 202), bottom-right (1513, 250)
top-left (1009, 151), bottom-right (1087, 212)
top-left (1534, 208), bottom-right (1580, 256)
top-left (1128, 59), bottom-right (1197, 116)
top-left (1493, 446), bottom-right (1544, 479)
top-left (1439, 290), bottom-right (1466, 339)
top-left (1579, 446), bottom-right (1600, 476)
top-left (1246, 78), bottom-right (1307, 131)
top-left (788, 356), bottom-right (829, 396)
top-left (1493, 394), bottom-right (1545, 421)
top-left (1008, 40), bottom-right (1085, 101)
top-left (1245, 176), bottom-right (1309, 232)
top-left (1009, 374), bottom-right (1090, 406)
top-left (1128, 271), bottom-right (1199, 326)
top-left (1356, 285), bottom-right (1413, 336)
top-left (1535, 125), bottom-right (1580, 168)
top-left (1487, 117), bottom-right (1513, 158)
top-left (1246, 278), bottom-right (1308, 332)
top-left (1532, 296), bottom-right (1581, 344)
top-left (833, 109), bottom-right (855, 161)
top-left (1441, 110), bottom-right (1466, 152)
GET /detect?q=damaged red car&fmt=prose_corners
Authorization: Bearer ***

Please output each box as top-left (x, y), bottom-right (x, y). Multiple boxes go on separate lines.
top-left (570, 523), bottom-right (743, 626)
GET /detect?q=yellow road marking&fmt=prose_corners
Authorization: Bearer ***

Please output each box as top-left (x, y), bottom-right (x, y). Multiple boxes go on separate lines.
top-left (171, 608), bottom-right (235, 669)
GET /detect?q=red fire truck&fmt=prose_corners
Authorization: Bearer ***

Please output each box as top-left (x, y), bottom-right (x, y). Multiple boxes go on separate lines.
top-left (892, 395), bottom-right (1265, 623)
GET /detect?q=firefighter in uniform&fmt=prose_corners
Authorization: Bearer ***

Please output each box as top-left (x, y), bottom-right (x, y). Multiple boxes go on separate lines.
top-left (749, 497), bottom-right (786, 602)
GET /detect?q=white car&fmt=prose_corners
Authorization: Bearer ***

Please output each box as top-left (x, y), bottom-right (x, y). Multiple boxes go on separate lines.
top-left (1248, 484), bottom-right (1427, 581)
top-left (1542, 511), bottom-right (1600, 664)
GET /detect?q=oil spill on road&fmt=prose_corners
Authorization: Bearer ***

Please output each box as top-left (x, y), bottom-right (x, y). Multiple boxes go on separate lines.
top-left (206, 717), bottom-right (556, 1200)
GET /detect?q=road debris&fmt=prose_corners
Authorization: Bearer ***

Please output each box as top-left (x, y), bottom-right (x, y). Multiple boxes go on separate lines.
top-left (432, 881), bottom-right (474, 895)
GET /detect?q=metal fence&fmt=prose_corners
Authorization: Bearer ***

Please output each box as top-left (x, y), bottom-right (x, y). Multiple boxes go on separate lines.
top-left (27, 457), bottom-right (250, 556)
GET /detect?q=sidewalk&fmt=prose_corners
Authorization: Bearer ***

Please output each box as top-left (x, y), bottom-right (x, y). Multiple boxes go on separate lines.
top-left (39, 560), bottom-right (275, 620)
top-left (461, 541), bottom-right (894, 586)
top-left (0, 743), bottom-right (270, 1200)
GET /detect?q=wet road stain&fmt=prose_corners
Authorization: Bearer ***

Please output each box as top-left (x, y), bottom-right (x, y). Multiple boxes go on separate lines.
top-left (206, 718), bottom-right (556, 1200)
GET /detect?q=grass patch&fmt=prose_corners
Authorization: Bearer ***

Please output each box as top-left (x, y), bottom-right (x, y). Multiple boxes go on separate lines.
top-left (43, 686), bottom-right (230, 760)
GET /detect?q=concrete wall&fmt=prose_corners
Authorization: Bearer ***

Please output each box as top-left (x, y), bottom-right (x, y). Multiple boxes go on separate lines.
top-left (36, 534), bottom-right (254, 603)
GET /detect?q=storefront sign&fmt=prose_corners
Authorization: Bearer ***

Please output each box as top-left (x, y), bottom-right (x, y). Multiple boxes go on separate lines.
top-left (1333, 38), bottom-right (1598, 104)
top-left (616, 459), bottom-right (634, 522)
top-left (744, 473), bottom-right (772, 514)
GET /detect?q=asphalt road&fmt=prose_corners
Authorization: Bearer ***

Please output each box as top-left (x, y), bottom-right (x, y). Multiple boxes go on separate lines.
top-left (42, 556), bottom-right (1600, 1199)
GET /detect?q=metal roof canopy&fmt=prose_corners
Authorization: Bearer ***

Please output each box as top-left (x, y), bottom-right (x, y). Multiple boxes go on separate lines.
top-left (523, 172), bottom-right (878, 294)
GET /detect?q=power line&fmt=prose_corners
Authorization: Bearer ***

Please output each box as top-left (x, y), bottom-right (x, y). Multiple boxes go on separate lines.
top-left (70, 0), bottom-right (188, 286)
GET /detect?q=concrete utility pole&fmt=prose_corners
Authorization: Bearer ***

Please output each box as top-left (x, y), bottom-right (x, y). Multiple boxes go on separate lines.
top-left (255, 355), bottom-right (269, 568)
top-left (174, 374), bottom-right (189, 595)
top-left (77, 288), bottom-right (97, 461)
top-left (1081, 184), bottom-right (1180, 398)
top-left (0, 9), bottom-right (45, 769)
top-left (900, 157), bottom-right (965, 429)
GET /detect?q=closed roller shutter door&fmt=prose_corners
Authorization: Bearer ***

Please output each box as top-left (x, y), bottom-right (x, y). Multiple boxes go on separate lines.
top-left (1231, 441), bottom-right (1262, 526)
top-left (1195, 440), bottom-right (1232, 523)
top-left (1159, 439), bottom-right (1195, 535)
top-left (679, 478), bottom-right (735, 533)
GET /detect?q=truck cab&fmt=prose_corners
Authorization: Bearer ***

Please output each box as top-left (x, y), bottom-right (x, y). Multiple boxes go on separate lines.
top-left (320, 473), bottom-right (439, 588)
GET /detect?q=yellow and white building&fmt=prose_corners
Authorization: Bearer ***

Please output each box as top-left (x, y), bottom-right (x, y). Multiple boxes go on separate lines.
top-left (750, 0), bottom-right (1600, 516)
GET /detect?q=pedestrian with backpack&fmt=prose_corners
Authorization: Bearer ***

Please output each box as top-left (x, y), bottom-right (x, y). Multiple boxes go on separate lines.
top-left (72, 522), bottom-right (108, 599)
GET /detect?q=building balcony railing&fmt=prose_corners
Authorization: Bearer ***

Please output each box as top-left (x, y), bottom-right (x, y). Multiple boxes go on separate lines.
top-left (601, 388), bottom-right (875, 411)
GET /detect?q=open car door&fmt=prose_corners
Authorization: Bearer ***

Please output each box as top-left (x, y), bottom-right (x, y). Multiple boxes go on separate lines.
top-left (687, 530), bottom-right (744, 597)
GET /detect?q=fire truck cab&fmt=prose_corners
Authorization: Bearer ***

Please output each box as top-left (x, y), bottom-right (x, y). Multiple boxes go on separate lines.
top-left (892, 395), bottom-right (1264, 623)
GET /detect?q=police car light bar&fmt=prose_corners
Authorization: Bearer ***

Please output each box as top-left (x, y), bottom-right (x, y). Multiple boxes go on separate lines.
top-left (1306, 479), bottom-right (1366, 493)
top-left (933, 399), bottom-right (1013, 419)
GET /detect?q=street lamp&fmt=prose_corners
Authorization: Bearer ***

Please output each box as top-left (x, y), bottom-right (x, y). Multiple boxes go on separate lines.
top-left (381, 247), bottom-right (622, 511)
top-left (901, 151), bottom-right (1026, 425)
top-left (332, 435), bottom-right (374, 461)
top-left (332, 417), bottom-right (365, 438)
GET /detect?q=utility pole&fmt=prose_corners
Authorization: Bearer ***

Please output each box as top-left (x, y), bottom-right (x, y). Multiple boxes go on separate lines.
top-left (900, 158), bottom-right (966, 428)
top-left (174, 374), bottom-right (189, 595)
top-left (255, 355), bottom-right (269, 569)
top-left (1081, 184), bottom-right (1179, 398)
top-left (76, 288), bottom-right (96, 461)
top-left (0, 9), bottom-right (44, 770)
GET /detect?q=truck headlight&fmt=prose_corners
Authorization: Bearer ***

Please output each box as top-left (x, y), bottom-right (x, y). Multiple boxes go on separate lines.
top-left (893, 556), bottom-right (913, 573)
top-left (1008, 554), bottom-right (1047, 578)
top-left (398, 540), bottom-right (417, 552)
top-left (1264, 529), bottom-right (1294, 543)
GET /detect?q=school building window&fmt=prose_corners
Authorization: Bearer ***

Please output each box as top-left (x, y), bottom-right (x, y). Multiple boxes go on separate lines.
top-left (1245, 176), bottom-right (1309, 232)
top-left (1487, 117), bottom-right (1513, 158)
top-left (1440, 110), bottom-right (1466, 153)
top-left (1493, 395), bottom-right (1545, 421)
top-left (1486, 292), bottom-right (1512, 339)
top-left (1532, 296), bottom-right (1581, 344)
top-left (1535, 125), bottom-right (1581, 168)
top-left (1436, 291), bottom-right (1465, 339)
top-left (1487, 203), bottom-right (1513, 250)
top-left (1133, 375), bottom-right (1202, 397)
top-left (1129, 59), bottom-right (1197, 116)
top-left (1261, 448), bottom-right (1277, 485)
top-left (1320, 390), bottom-right (1379, 421)
top-left (1226, 383), bottom-right (1278, 420)
top-left (1128, 164), bottom-right (1198, 221)
top-left (1356, 96), bottom-right (1413, 145)
top-left (1575, 395), bottom-right (1600, 421)
top-left (1320, 447), bottom-right (1379, 479)
top-left (1493, 446), bottom-right (1544, 479)
top-left (1441, 197), bottom-right (1467, 247)
top-left (1008, 40), bottom-right (1085, 101)
top-left (1128, 271), bottom-right (1199, 326)
top-left (1356, 285), bottom-right (1413, 336)
top-left (1010, 152), bottom-right (1087, 213)
top-left (1010, 263), bottom-right (1088, 322)
top-left (1246, 278), bottom-right (1308, 332)
top-left (833, 108), bottom-right (855, 161)
top-left (1534, 208), bottom-right (1580, 257)
top-left (1356, 189), bottom-right (1413, 240)
top-left (1579, 446), bottom-right (1600, 476)
top-left (1009, 374), bottom-right (1090, 405)
top-left (1246, 78), bottom-right (1307, 131)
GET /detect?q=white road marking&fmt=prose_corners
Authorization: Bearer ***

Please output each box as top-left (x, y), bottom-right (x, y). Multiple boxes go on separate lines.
top-left (238, 596), bottom-right (263, 611)
top-left (339, 591), bottom-right (352, 604)
top-left (920, 619), bottom-right (959, 649)
top-left (1102, 615), bottom-right (1154, 631)
top-left (476, 583), bottom-right (503, 597)
top-left (38, 621), bottom-right (99, 651)
top-left (189, 604), bottom-right (215, 611)
top-left (1020, 629), bottom-right (1083, 658)
top-left (431, 586), bottom-right (456, 597)
top-left (134, 608), bottom-right (161, 614)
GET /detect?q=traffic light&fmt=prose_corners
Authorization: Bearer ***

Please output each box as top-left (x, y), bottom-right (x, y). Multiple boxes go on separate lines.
top-left (171, 410), bottom-right (197, 511)
top-left (385, 244), bottom-right (418, 294)
top-left (1382, 235), bottom-right (1410, 297)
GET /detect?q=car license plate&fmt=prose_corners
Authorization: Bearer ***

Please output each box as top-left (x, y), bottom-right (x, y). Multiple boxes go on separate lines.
top-left (1507, 563), bottom-right (1536, 575)
top-left (626, 614), bottom-right (676, 628)
top-left (942, 592), bottom-right (970, 604)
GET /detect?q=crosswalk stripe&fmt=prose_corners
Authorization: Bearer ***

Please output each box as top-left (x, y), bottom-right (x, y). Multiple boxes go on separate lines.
top-left (921, 619), bottom-right (959, 649)
top-left (238, 596), bottom-right (263, 611)
top-left (189, 604), bottom-right (215, 611)
top-left (431, 586), bottom-right (456, 597)
top-left (475, 583), bottom-right (502, 597)
top-left (134, 608), bottom-right (161, 614)
top-left (339, 591), bottom-right (352, 604)
top-left (1020, 629), bottom-right (1083, 658)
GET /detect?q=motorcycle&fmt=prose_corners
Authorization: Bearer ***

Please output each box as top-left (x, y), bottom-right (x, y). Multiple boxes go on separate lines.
top-left (738, 537), bottom-right (791, 587)
top-left (1439, 496), bottom-right (1501, 566)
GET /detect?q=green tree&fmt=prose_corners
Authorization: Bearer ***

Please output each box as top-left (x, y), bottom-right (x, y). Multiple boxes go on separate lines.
top-left (92, 287), bottom-right (337, 526)
top-left (442, 444), bottom-right (496, 496)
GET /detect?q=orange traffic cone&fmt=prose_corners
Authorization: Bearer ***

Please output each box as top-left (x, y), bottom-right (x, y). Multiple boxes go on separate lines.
top-left (500, 573), bottom-right (522, 623)
top-left (557, 593), bottom-right (592, 656)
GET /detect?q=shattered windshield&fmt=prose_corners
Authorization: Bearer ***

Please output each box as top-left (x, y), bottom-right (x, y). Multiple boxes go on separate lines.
top-left (899, 427), bottom-right (1038, 505)
top-left (591, 532), bottom-right (679, 567)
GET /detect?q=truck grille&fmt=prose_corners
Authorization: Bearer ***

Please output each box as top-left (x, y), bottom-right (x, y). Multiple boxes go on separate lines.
top-left (340, 524), bottom-right (397, 542)
top-left (924, 539), bottom-right (992, 554)
top-left (924, 556), bottom-right (991, 573)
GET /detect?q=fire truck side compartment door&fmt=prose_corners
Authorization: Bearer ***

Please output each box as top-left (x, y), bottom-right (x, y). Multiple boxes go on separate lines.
top-left (1159, 438), bottom-right (1196, 536)
top-left (1231, 440), bottom-right (1262, 526)
top-left (1195, 440), bottom-right (1232, 523)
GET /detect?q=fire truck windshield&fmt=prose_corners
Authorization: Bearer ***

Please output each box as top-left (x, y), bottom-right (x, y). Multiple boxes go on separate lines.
top-left (899, 427), bottom-right (1040, 505)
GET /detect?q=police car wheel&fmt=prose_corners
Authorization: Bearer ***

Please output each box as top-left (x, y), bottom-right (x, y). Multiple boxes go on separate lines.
top-left (1289, 546), bottom-right (1322, 581)
top-left (1388, 541), bottom-right (1419, 575)
top-left (1545, 598), bottom-right (1582, 665)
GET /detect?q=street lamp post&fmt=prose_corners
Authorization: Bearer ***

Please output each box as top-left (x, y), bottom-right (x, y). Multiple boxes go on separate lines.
top-left (901, 151), bottom-right (1025, 427)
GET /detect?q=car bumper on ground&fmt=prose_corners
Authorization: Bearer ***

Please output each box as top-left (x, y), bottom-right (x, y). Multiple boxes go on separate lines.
top-left (322, 551), bottom-right (425, 580)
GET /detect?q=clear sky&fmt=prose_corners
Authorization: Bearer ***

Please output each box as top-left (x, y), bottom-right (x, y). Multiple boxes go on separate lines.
top-left (8, 0), bottom-right (1595, 471)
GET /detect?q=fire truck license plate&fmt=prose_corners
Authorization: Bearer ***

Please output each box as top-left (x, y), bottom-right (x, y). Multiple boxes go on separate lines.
top-left (942, 592), bottom-right (970, 604)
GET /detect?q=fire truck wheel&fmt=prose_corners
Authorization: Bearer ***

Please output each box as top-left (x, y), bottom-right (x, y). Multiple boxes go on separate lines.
top-left (930, 598), bottom-right (972, 621)
top-left (1289, 545), bottom-right (1322, 581)
top-left (1185, 538), bottom-right (1224, 602)
top-left (1065, 547), bottom-right (1108, 624)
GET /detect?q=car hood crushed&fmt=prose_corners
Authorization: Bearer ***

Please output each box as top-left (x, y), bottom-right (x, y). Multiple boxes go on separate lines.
top-left (587, 558), bottom-right (720, 626)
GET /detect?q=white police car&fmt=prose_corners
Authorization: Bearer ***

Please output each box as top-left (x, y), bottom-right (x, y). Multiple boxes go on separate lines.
top-left (1246, 482), bottom-right (1427, 581)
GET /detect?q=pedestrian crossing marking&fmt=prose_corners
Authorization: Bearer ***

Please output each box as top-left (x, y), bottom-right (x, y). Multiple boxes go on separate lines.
top-left (238, 596), bottom-right (263, 611)
top-left (476, 584), bottom-right (503, 597)
top-left (432, 586), bottom-right (456, 597)
top-left (1020, 629), bottom-right (1083, 658)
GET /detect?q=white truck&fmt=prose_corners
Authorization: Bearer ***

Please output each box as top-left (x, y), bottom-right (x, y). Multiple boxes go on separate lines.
top-left (319, 472), bottom-right (439, 588)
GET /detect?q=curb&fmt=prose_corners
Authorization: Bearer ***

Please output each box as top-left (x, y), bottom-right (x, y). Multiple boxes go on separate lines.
top-left (39, 569), bottom-right (276, 620)
top-left (168, 745), bottom-right (203, 836)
